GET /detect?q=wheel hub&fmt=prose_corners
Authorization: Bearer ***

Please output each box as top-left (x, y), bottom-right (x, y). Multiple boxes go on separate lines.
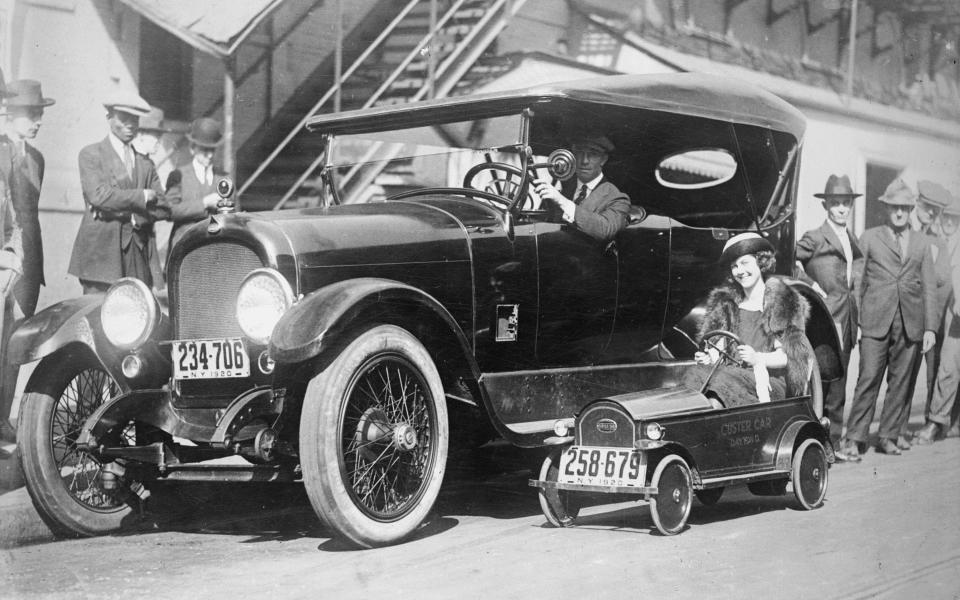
top-left (393, 423), bottom-right (418, 451)
top-left (671, 488), bottom-right (681, 503)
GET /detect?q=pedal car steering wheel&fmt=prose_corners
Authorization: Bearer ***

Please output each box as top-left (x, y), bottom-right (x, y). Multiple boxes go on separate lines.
top-left (697, 329), bottom-right (745, 398)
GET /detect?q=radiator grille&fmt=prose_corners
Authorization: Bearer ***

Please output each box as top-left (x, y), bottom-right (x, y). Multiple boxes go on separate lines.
top-left (174, 242), bottom-right (262, 339)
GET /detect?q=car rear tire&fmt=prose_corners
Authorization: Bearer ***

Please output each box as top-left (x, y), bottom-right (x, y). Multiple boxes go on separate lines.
top-left (791, 438), bottom-right (828, 510)
top-left (537, 448), bottom-right (581, 527)
top-left (299, 324), bottom-right (448, 548)
top-left (694, 487), bottom-right (724, 506)
top-left (649, 455), bottom-right (692, 535)
top-left (17, 348), bottom-right (137, 537)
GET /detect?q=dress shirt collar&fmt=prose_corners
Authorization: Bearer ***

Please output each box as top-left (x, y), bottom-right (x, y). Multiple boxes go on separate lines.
top-left (108, 132), bottom-right (131, 163)
top-left (192, 158), bottom-right (211, 186)
top-left (826, 219), bottom-right (849, 242)
top-left (577, 172), bottom-right (604, 194)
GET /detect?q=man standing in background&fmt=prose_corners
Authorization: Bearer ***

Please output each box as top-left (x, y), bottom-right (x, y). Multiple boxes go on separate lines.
top-left (67, 91), bottom-right (174, 293)
top-left (796, 174), bottom-right (863, 461)
top-left (845, 178), bottom-right (938, 456)
top-left (165, 117), bottom-right (223, 250)
top-left (0, 80), bottom-right (53, 449)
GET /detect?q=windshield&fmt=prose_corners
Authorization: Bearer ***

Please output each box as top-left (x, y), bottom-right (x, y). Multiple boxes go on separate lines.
top-left (326, 114), bottom-right (525, 204)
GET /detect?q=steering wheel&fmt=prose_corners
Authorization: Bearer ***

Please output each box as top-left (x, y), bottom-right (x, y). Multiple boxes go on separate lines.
top-left (700, 329), bottom-right (745, 367)
top-left (697, 329), bottom-right (745, 398)
top-left (462, 161), bottom-right (537, 210)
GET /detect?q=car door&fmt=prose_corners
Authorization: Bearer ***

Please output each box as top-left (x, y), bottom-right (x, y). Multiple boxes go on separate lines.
top-left (533, 222), bottom-right (618, 366)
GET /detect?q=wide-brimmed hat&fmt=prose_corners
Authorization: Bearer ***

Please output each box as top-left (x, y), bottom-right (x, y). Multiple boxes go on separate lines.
top-left (719, 232), bottom-right (774, 266)
top-left (813, 174), bottom-right (861, 199)
top-left (916, 180), bottom-right (951, 209)
top-left (103, 90), bottom-right (151, 118)
top-left (138, 106), bottom-right (175, 133)
top-left (5, 79), bottom-right (55, 108)
top-left (186, 117), bottom-right (224, 148)
top-left (570, 132), bottom-right (614, 154)
top-left (877, 178), bottom-right (916, 207)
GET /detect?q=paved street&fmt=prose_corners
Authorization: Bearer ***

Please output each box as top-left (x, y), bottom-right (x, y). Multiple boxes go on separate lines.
top-left (1, 433), bottom-right (959, 600)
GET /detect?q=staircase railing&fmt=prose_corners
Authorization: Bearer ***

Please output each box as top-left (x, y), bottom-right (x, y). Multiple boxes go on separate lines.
top-left (237, 0), bottom-right (424, 198)
top-left (270, 0), bottom-right (529, 210)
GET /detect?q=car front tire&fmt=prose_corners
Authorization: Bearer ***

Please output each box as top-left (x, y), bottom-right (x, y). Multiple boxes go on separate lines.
top-left (300, 324), bottom-right (449, 548)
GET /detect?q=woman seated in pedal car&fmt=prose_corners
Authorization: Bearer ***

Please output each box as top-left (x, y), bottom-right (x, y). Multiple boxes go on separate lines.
top-left (683, 232), bottom-right (815, 408)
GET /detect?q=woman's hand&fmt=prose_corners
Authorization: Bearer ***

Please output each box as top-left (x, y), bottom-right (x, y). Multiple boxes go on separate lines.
top-left (736, 344), bottom-right (759, 366)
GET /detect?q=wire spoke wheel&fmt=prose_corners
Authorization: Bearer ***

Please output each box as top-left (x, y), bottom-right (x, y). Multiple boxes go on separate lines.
top-left (300, 325), bottom-right (448, 548)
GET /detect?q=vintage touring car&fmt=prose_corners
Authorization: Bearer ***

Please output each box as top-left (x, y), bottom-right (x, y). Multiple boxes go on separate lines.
top-left (529, 328), bottom-right (832, 536)
top-left (11, 73), bottom-right (841, 547)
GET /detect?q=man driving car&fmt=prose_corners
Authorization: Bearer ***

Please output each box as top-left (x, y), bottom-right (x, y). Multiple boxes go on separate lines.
top-left (533, 132), bottom-right (630, 241)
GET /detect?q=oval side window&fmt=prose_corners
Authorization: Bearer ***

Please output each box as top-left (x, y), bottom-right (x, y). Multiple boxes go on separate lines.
top-left (655, 148), bottom-right (738, 190)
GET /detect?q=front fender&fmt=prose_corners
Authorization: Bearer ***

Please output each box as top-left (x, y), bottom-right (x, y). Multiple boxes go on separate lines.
top-left (785, 278), bottom-right (843, 381)
top-left (8, 295), bottom-right (104, 365)
top-left (269, 277), bottom-right (475, 368)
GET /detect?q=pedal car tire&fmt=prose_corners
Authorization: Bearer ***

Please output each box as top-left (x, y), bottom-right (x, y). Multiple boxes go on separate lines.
top-left (649, 455), bottom-right (692, 535)
top-left (791, 438), bottom-right (828, 510)
top-left (694, 487), bottom-right (724, 506)
top-left (537, 448), bottom-right (581, 527)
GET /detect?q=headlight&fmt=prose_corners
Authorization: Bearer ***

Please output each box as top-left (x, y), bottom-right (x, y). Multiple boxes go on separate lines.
top-left (101, 278), bottom-right (159, 350)
top-left (236, 268), bottom-right (295, 344)
top-left (645, 422), bottom-right (664, 440)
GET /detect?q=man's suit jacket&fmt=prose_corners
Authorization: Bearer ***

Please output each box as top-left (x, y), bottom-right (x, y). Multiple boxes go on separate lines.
top-left (796, 221), bottom-right (863, 348)
top-left (0, 137), bottom-right (44, 313)
top-left (165, 163), bottom-right (218, 250)
top-left (858, 225), bottom-right (938, 342)
top-left (570, 179), bottom-right (630, 241)
top-left (68, 137), bottom-right (172, 286)
top-left (929, 235), bottom-right (953, 325)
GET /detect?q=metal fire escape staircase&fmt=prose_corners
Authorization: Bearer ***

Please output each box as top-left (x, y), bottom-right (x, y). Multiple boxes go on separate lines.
top-left (239, 0), bottom-right (530, 210)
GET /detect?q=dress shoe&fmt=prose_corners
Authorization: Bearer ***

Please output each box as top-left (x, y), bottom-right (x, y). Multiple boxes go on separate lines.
top-left (838, 439), bottom-right (862, 462)
top-left (896, 435), bottom-right (912, 451)
top-left (876, 438), bottom-right (902, 455)
top-left (914, 422), bottom-right (940, 445)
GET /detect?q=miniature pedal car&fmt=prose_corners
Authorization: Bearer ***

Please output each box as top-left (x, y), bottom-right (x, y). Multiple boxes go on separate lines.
top-left (529, 358), bottom-right (833, 535)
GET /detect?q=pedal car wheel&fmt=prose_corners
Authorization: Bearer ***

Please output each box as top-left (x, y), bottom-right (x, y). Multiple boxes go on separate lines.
top-left (537, 448), bottom-right (581, 527)
top-left (17, 348), bottom-right (135, 537)
top-left (791, 438), bottom-right (828, 510)
top-left (695, 487), bottom-right (724, 506)
top-left (300, 325), bottom-right (448, 548)
top-left (649, 455), bottom-right (692, 535)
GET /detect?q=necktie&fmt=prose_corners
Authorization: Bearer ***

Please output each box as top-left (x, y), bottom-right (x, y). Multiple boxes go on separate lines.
top-left (574, 185), bottom-right (588, 205)
top-left (896, 231), bottom-right (907, 263)
top-left (123, 144), bottom-right (134, 179)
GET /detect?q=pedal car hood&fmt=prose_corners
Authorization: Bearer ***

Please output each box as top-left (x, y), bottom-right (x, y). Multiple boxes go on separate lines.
top-left (601, 387), bottom-right (714, 420)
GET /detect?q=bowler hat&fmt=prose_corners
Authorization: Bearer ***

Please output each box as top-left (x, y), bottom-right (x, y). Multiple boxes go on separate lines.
top-left (4, 80), bottom-right (55, 108)
top-left (877, 178), bottom-right (916, 207)
top-left (570, 132), bottom-right (614, 154)
top-left (103, 90), bottom-right (151, 117)
top-left (719, 232), bottom-right (774, 266)
top-left (186, 117), bottom-right (224, 148)
top-left (916, 180), bottom-right (951, 209)
top-left (813, 174), bottom-right (860, 199)
top-left (138, 106), bottom-right (175, 133)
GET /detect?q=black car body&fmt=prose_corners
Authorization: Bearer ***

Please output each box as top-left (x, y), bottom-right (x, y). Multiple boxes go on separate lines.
top-left (10, 73), bottom-right (840, 547)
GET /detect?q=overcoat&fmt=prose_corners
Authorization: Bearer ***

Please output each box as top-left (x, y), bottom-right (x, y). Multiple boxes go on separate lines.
top-left (795, 221), bottom-right (863, 349)
top-left (857, 225), bottom-right (938, 342)
top-left (0, 137), bottom-right (44, 315)
top-left (68, 137), bottom-right (172, 286)
top-left (698, 277), bottom-right (815, 397)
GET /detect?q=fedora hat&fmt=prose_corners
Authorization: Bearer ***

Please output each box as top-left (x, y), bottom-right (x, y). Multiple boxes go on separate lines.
top-left (570, 131), bottom-right (614, 154)
top-left (4, 79), bottom-right (55, 108)
top-left (186, 117), bottom-right (224, 148)
top-left (103, 89), bottom-right (151, 118)
top-left (916, 180), bottom-right (951, 209)
top-left (719, 232), bottom-right (774, 266)
top-left (813, 174), bottom-right (861, 199)
top-left (877, 178), bottom-right (917, 207)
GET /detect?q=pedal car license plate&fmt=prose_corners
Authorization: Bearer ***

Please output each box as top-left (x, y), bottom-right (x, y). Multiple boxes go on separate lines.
top-left (172, 338), bottom-right (250, 380)
top-left (558, 446), bottom-right (646, 488)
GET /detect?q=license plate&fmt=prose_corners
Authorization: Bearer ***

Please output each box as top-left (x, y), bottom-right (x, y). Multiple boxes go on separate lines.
top-left (558, 446), bottom-right (646, 488)
top-left (172, 339), bottom-right (250, 380)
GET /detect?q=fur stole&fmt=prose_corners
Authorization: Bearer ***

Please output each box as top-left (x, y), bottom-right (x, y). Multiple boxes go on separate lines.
top-left (698, 277), bottom-right (815, 397)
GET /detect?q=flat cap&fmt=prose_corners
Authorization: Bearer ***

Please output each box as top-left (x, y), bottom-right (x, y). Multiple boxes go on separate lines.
top-left (917, 180), bottom-right (951, 209)
top-left (102, 89), bottom-right (151, 117)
